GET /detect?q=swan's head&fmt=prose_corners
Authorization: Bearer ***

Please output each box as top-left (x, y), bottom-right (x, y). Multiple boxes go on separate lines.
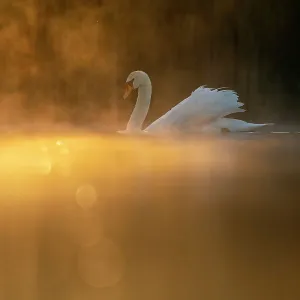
top-left (123, 70), bottom-right (151, 99)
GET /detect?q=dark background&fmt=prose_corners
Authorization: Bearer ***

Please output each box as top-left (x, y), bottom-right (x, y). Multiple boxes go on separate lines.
top-left (0, 0), bottom-right (299, 127)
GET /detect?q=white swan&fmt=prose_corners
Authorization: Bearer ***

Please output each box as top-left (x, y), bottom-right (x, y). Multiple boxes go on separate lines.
top-left (119, 70), bottom-right (272, 135)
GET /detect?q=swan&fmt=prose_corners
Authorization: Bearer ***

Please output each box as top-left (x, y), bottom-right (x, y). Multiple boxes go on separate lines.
top-left (119, 70), bottom-right (272, 135)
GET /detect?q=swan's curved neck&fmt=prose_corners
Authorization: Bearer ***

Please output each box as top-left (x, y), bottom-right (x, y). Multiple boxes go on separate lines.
top-left (126, 84), bottom-right (152, 131)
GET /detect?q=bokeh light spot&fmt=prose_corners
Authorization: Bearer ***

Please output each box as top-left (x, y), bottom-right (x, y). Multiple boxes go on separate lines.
top-left (76, 184), bottom-right (98, 209)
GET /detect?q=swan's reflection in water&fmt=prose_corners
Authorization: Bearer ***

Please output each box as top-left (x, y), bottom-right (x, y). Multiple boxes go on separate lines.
top-left (0, 133), bottom-right (299, 299)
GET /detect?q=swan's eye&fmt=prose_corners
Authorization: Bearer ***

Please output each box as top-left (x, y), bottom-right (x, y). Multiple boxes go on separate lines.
top-left (127, 79), bottom-right (134, 87)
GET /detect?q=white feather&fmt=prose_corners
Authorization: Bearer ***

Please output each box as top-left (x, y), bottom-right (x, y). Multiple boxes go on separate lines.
top-left (200, 118), bottom-right (273, 133)
top-left (145, 87), bottom-right (245, 133)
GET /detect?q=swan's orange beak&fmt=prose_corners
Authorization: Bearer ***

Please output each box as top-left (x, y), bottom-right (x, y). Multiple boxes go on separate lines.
top-left (123, 83), bottom-right (134, 99)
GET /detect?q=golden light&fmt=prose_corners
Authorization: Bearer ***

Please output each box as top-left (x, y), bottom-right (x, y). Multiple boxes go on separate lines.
top-left (0, 142), bottom-right (52, 176)
top-left (0, 132), bottom-right (275, 204)
top-left (0, 131), bottom-right (286, 299)
top-left (56, 140), bottom-right (64, 146)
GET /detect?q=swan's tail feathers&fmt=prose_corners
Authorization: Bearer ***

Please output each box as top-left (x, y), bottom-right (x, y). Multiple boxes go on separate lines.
top-left (249, 123), bottom-right (267, 129)
top-left (204, 118), bottom-right (275, 133)
top-left (249, 122), bottom-right (274, 127)
top-left (243, 122), bottom-right (274, 131)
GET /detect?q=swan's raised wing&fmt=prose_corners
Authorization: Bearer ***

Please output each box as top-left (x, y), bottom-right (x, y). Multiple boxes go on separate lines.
top-left (145, 87), bottom-right (245, 133)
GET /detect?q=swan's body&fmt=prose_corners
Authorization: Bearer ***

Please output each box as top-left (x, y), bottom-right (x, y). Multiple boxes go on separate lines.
top-left (120, 71), bottom-right (272, 135)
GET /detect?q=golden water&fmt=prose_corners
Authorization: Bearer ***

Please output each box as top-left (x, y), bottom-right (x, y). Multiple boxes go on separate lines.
top-left (0, 134), bottom-right (299, 300)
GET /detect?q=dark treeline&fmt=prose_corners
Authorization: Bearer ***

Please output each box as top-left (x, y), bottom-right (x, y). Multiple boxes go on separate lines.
top-left (0, 0), bottom-right (299, 127)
